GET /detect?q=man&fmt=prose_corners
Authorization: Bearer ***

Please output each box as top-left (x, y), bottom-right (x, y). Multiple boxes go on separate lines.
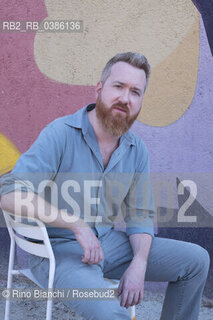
top-left (0, 52), bottom-right (210, 320)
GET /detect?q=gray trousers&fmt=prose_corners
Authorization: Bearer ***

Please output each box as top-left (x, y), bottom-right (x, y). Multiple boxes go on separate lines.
top-left (30, 229), bottom-right (210, 320)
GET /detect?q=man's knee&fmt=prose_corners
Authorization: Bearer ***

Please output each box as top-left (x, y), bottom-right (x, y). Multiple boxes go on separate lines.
top-left (89, 301), bottom-right (130, 320)
top-left (196, 245), bottom-right (210, 274)
top-left (66, 299), bottom-right (131, 320)
top-left (188, 243), bottom-right (210, 275)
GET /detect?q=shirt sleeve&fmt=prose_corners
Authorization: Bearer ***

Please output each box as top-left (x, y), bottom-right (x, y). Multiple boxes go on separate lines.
top-left (0, 122), bottom-right (63, 196)
top-left (124, 142), bottom-right (155, 238)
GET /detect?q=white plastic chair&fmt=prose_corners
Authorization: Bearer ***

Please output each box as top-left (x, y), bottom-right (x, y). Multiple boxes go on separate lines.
top-left (3, 210), bottom-right (136, 320)
top-left (3, 210), bottom-right (55, 320)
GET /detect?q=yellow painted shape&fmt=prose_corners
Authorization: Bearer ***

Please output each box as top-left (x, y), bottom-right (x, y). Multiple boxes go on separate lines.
top-left (34, 0), bottom-right (199, 126)
top-left (0, 133), bottom-right (20, 175)
top-left (138, 17), bottom-right (200, 126)
top-left (35, 0), bottom-right (198, 84)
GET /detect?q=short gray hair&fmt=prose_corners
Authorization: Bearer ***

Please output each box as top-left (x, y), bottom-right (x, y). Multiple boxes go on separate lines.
top-left (100, 52), bottom-right (151, 91)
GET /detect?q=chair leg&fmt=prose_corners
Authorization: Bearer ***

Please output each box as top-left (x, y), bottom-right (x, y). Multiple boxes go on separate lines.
top-left (45, 259), bottom-right (55, 320)
top-left (46, 298), bottom-right (53, 320)
top-left (130, 305), bottom-right (136, 320)
top-left (5, 239), bottom-right (15, 320)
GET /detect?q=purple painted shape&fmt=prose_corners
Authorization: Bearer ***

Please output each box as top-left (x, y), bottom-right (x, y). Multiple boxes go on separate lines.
top-left (132, 18), bottom-right (213, 174)
top-left (131, 18), bottom-right (213, 212)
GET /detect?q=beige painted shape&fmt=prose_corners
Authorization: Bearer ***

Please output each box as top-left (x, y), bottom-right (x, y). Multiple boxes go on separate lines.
top-left (0, 133), bottom-right (20, 175)
top-left (139, 17), bottom-right (200, 126)
top-left (34, 0), bottom-right (199, 126)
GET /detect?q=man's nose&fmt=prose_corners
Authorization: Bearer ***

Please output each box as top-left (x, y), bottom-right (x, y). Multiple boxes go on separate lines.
top-left (119, 89), bottom-right (129, 104)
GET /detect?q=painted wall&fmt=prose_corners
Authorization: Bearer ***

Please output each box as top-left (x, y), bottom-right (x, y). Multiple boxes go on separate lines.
top-left (0, 0), bottom-right (213, 296)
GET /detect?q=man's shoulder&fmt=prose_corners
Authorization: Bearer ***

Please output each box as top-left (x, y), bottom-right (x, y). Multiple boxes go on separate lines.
top-left (46, 106), bottom-right (87, 131)
top-left (127, 130), bottom-right (148, 153)
top-left (126, 131), bottom-right (150, 171)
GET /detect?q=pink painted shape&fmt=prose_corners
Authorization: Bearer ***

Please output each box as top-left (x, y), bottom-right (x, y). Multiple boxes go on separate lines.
top-left (0, 0), bottom-right (95, 153)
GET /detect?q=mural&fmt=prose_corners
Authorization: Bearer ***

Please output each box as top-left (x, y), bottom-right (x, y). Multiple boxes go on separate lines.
top-left (34, 0), bottom-right (199, 127)
top-left (192, 0), bottom-right (213, 55)
top-left (0, 133), bottom-right (20, 176)
top-left (0, 0), bottom-right (213, 297)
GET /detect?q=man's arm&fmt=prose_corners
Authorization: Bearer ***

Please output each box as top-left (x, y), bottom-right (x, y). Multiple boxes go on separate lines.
top-left (129, 233), bottom-right (152, 262)
top-left (1, 191), bottom-right (103, 265)
top-left (124, 142), bottom-right (155, 238)
top-left (117, 233), bottom-right (152, 308)
top-left (118, 141), bottom-right (154, 308)
top-left (0, 121), bottom-right (103, 265)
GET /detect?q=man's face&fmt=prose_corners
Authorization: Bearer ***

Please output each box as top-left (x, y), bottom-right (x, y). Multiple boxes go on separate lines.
top-left (95, 61), bottom-right (147, 136)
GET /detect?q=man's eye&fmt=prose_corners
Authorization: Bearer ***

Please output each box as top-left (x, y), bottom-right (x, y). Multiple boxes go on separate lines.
top-left (114, 85), bottom-right (122, 88)
top-left (132, 90), bottom-right (140, 96)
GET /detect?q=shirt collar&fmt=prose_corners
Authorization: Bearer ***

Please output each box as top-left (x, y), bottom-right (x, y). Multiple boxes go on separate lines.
top-left (64, 104), bottom-right (93, 129)
top-left (64, 103), bottom-right (136, 146)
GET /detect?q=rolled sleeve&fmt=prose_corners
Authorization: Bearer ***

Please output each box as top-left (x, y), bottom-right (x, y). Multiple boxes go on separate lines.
top-left (124, 143), bottom-right (155, 238)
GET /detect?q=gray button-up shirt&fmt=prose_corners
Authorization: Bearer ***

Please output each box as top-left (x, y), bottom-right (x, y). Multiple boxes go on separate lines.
top-left (0, 104), bottom-right (155, 238)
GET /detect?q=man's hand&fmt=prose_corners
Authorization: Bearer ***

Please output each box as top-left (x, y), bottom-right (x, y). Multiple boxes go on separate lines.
top-left (74, 225), bottom-right (103, 265)
top-left (117, 233), bottom-right (152, 308)
top-left (117, 257), bottom-right (146, 308)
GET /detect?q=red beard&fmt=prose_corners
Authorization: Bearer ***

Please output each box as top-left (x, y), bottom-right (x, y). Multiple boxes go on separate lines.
top-left (95, 95), bottom-right (140, 136)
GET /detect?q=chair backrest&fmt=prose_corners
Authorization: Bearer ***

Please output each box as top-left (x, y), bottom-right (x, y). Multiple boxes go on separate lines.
top-left (3, 210), bottom-right (55, 262)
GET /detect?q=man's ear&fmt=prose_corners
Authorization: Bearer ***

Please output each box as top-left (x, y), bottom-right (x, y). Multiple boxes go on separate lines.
top-left (95, 81), bottom-right (102, 99)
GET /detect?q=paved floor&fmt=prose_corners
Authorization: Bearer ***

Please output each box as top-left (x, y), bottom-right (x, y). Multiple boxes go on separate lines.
top-left (0, 266), bottom-right (212, 320)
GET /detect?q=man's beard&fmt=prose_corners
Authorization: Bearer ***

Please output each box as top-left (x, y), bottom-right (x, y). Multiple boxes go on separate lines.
top-left (95, 95), bottom-right (141, 137)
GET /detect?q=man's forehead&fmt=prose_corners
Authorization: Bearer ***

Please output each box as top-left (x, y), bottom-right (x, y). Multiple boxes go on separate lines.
top-left (108, 61), bottom-right (146, 86)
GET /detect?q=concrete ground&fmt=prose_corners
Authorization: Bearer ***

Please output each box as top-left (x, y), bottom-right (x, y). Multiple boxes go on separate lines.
top-left (0, 260), bottom-right (212, 320)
